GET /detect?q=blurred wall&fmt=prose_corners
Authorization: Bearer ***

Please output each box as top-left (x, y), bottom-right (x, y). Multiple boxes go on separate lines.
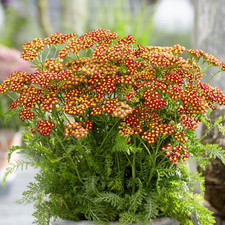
top-left (194, 0), bottom-right (225, 90)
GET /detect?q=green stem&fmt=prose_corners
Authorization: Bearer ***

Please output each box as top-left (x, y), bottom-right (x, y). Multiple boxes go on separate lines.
top-left (155, 136), bottom-right (168, 161)
top-left (53, 47), bottom-right (59, 58)
top-left (132, 152), bottom-right (136, 193)
top-left (125, 153), bottom-right (132, 165)
top-left (53, 131), bottom-right (84, 184)
top-left (148, 166), bottom-right (155, 184)
top-left (136, 136), bottom-right (165, 184)
top-left (45, 45), bottom-right (53, 60)
top-left (124, 152), bottom-right (136, 193)
top-left (99, 119), bottom-right (120, 149)
top-left (116, 152), bottom-right (120, 171)
top-left (207, 70), bottom-right (221, 84)
top-left (198, 126), bottom-right (214, 142)
top-left (137, 135), bottom-right (152, 157)
top-left (148, 142), bottom-right (163, 184)
top-left (53, 107), bottom-right (65, 130)
top-left (76, 139), bottom-right (92, 171)
top-left (34, 108), bottom-right (46, 120)
top-left (61, 197), bottom-right (70, 211)
top-left (155, 157), bottom-right (168, 170)
top-left (202, 64), bottom-right (213, 74)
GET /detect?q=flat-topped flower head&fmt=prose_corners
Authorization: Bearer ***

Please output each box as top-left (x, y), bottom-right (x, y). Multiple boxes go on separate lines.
top-left (43, 32), bottom-right (77, 45)
top-left (37, 120), bottom-right (55, 136)
top-left (65, 121), bottom-right (88, 138)
top-left (20, 38), bottom-right (44, 61)
top-left (19, 108), bottom-right (35, 121)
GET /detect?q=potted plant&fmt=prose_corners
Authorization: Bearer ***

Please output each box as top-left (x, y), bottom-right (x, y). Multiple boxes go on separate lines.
top-left (1, 29), bottom-right (225, 225)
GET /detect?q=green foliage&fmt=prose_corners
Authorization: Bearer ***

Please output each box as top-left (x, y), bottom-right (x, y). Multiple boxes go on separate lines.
top-left (0, 3), bottom-right (32, 49)
top-left (112, 133), bottom-right (130, 153)
top-left (157, 174), bottom-right (215, 225)
top-left (200, 113), bottom-right (223, 141)
top-left (86, 0), bottom-right (155, 46)
top-left (0, 94), bottom-right (22, 129)
top-left (3, 128), bottom-right (218, 225)
top-left (189, 142), bottom-right (225, 169)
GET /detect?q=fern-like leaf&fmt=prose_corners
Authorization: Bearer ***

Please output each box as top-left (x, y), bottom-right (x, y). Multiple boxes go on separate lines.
top-left (129, 187), bottom-right (146, 212)
top-left (84, 176), bottom-right (99, 196)
top-left (96, 192), bottom-right (125, 210)
top-left (144, 194), bottom-right (159, 221)
top-left (112, 133), bottom-right (129, 153)
top-left (190, 142), bottom-right (225, 169)
top-left (2, 160), bottom-right (37, 187)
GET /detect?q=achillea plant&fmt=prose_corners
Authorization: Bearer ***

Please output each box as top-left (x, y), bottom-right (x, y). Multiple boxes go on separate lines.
top-left (1, 29), bottom-right (225, 225)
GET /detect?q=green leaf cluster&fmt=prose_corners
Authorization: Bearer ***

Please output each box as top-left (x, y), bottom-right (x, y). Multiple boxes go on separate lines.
top-left (2, 121), bottom-right (217, 225)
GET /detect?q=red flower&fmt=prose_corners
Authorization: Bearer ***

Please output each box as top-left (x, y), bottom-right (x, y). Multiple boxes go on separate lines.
top-left (37, 120), bottom-right (55, 136)
top-left (19, 108), bottom-right (35, 121)
top-left (65, 122), bottom-right (88, 138)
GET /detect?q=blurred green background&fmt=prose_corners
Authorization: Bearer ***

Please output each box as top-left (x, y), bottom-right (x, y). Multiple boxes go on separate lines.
top-left (0, 0), bottom-right (194, 49)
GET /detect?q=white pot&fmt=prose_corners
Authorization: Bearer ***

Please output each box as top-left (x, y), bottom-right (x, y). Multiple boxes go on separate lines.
top-left (50, 218), bottom-right (180, 225)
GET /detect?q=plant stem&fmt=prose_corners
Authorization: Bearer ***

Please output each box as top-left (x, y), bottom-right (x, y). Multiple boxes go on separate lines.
top-left (53, 108), bottom-right (65, 132)
top-left (202, 64), bottom-right (213, 74)
top-left (53, 131), bottom-right (84, 184)
top-left (137, 136), bottom-right (152, 157)
top-left (198, 125), bottom-right (214, 142)
top-left (155, 157), bottom-right (168, 170)
top-left (116, 152), bottom-right (120, 171)
top-left (132, 152), bottom-right (136, 193)
top-left (76, 139), bottom-right (92, 171)
top-left (207, 70), bottom-right (221, 84)
top-left (99, 119), bottom-right (120, 149)
top-left (148, 167), bottom-right (155, 184)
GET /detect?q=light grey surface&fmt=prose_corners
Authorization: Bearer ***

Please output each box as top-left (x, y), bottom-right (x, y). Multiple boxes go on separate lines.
top-left (50, 218), bottom-right (180, 225)
top-left (0, 166), bottom-right (38, 225)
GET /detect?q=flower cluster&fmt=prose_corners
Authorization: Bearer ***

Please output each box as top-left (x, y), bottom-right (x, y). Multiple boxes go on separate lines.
top-left (161, 143), bottom-right (189, 165)
top-left (37, 120), bottom-right (55, 136)
top-left (43, 32), bottom-right (77, 45)
top-left (20, 38), bottom-right (44, 61)
top-left (142, 123), bottom-right (176, 145)
top-left (64, 122), bottom-right (88, 138)
top-left (19, 108), bottom-right (35, 121)
top-left (1, 29), bottom-right (225, 166)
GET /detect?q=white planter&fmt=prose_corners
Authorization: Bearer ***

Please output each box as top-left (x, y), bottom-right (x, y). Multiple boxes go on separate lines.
top-left (50, 218), bottom-right (180, 225)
